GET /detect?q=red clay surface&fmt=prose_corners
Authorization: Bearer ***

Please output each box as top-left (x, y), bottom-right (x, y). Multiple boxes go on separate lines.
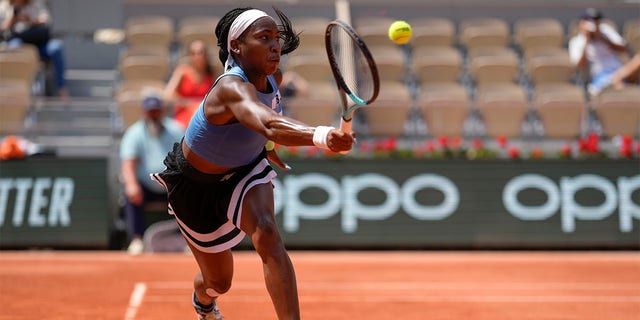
top-left (1, 251), bottom-right (639, 320)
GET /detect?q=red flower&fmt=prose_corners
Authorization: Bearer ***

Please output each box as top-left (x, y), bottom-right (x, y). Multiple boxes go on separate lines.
top-left (471, 138), bottom-right (484, 150)
top-left (383, 138), bottom-right (397, 151)
top-left (426, 140), bottom-right (435, 152)
top-left (578, 133), bottom-right (600, 153)
top-left (619, 136), bottom-right (633, 158)
top-left (305, 147), bottom-right (320, 157)
top-left (586, 133), bottom-right (599, 153)
top-left (578, 138), bottom-right (588, 152)
top-left (449, 136), bottom-right (462, 149)
top-left (620, 146), bottom-right (633, 158)
top-left (531, 147), bottom-right (543, 159)
top-left (437, 136), bottom-right (448, 148)
top-left (359, 140), bottom-right (372, 153)
top-left (561, 144), bottom-right (572, 157)
top-left (374, 138), bottom-right (397, 152)
top-left (508, 146), bottom-right (520, 159)
top-left (496, 136), bottom-right (508, 148)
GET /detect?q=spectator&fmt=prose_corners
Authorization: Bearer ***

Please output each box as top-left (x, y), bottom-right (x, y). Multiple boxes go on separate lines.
top-left (568, 8), bottom-right (628, 96)
top-left (163, 40), bottom-right (216, 129)
top-left (0, 0), bottom-right (68, 97)
top-left (119, 94), bottom-right (184, 255)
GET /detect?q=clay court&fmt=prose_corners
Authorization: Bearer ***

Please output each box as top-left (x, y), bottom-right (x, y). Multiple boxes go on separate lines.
top-left (1, 250), bottom-right (638, 319)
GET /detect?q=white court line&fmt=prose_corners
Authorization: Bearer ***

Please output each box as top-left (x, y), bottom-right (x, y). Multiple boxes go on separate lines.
top-left (143, 281), bottom-right (640, 304)
top-left (143, 294), bottom-right (640, 303)
top-left (124, 282), bottom-right (147, 320)
top-left (146, 281), bottom-right (640, 290)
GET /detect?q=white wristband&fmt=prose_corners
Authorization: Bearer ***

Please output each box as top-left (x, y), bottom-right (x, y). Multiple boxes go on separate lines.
top-left (313, 126), bottom-right (334, 149)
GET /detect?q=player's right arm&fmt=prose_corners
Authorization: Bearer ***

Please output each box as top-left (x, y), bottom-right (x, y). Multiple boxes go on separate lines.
top-left (207, 76), bottom-right (354, 152)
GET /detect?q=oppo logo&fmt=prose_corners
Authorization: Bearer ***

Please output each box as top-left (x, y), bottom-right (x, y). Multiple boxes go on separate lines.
top-left (272, 172), bottom-right (640, 234)
top-left (503, 174), bottom-right (640, 233)
top-left (273, 173), bottom-right (459, 233)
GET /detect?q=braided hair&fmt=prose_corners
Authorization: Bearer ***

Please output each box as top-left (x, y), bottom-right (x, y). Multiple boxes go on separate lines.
top-left (214, 7), bottom-right (300, 67)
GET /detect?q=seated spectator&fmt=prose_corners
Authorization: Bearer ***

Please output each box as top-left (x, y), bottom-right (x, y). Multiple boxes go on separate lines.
top-left (163, 40), bottom-right (216, 129)
top-left (119, 94), bottom-right (184, 255)
top-left (568, 8), bottom-right (628, 97)
top-left (0, 0), bottom-right (68, 97)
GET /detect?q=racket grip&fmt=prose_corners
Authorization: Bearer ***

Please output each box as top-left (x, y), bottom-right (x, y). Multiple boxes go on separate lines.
top-left (339, 119), bottom-right (353, 154)
top-left (340, 118), bottom-right (353, 134)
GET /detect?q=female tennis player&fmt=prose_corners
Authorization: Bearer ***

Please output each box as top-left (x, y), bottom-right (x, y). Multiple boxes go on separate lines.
top-left (151, 7), bottom-right (354, 320)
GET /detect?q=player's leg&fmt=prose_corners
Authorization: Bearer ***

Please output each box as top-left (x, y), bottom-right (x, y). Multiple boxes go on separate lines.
top-left (240, 182), bottom-right (300, 319)
top-left (186, 245), bottom-right (233, 320)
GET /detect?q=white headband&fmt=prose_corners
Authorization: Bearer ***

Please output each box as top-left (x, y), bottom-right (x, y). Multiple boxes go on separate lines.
top-left (225, 9), bottom-right (272, 70)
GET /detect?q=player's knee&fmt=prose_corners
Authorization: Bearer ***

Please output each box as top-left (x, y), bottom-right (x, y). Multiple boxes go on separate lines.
top-left (203, 280), bottom-right (231, 297)
top-left (252, 220), bottom-right (284, 255)
top-left (195, 275), bottom-right (231, 297)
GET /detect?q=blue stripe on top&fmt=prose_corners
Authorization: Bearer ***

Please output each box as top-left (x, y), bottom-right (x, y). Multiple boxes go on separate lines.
top-left (184, 65), bottom-right (282, 168)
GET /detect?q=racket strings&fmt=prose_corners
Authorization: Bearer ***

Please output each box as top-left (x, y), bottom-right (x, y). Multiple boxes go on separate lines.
top-left (330, 26), bottom-right (376, 103)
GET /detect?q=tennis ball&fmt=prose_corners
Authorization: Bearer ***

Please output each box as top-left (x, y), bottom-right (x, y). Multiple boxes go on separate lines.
top-left (388, 20), bottom-right (412, 44)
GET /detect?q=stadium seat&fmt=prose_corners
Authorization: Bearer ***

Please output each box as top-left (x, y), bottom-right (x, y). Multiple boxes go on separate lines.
top-left (177, 16), bottom-right (219, 49)
top-left (413, 46), bottom-right (462, 84)
top-left (0, 45), bottom-right (39, 85)
top-left (459, 18), bottom-right (510, 50)
top-left (125, 15), bottom-right (174, 55)
top-left (623, 18), bottom-right (640, 54)
top-left (514, 18), bottom-right (564, 53)
top-left (120, 46), bottom-right (171, 61)
top-left (286, 81), bottom-right (340, 127)
top-left (418, 82), bottom-right (470, 137)
top-left (115, 79), bottom-right (166, 99)
top-left (284, 53), bottom-right (333, 82)
top-left (360, 81), bottom-right (412, 137)
top-left (355, 17), bottom-right (398, 48)
top-left (293, 17), bottom-right (331, 51)
top-left (594, 87), bottom-right (640, 137)
top-left (0, 80), bottom-right (31, 135)
top-left (468, 46), bottom-right (519, 86)
top-left (475, 83), bottom-right (529, 138)
top-left (534, 83), bottom-right (586, 138)
top-left (115, 90), bottom-right (146, 129)
top-left (119, 54), bottom-right (170, 82)
top-left (524, 47), bottom-right (575, 85)
top-left (369, 46), bottom-right (406, 83)
top-left (410, 17), bottom-right (456, 49)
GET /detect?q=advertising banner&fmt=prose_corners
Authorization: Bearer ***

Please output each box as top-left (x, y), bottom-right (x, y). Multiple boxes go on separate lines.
top-left (270, 159), bottom-right (640, 249)
top-left (1, 157), bottom-right (637, 249)
top-left (0, 158), bottom-right (111, 248)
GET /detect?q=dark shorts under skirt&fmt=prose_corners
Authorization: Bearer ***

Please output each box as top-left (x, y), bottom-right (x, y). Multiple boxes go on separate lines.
top-left (151, 142), bottom-right (276, 253)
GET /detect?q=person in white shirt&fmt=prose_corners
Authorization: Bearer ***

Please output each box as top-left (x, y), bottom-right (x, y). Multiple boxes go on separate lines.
top-left (568, 8), bottom-right (628, 96)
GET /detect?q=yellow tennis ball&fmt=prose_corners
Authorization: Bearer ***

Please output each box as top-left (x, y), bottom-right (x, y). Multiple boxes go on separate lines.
top-left (388, 20), bottom-right (412, 44)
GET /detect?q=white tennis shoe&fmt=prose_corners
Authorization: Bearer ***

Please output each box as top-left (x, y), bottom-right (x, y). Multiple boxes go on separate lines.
top-left (193, 292), bottom-right (223, 320)
top-left (194, 301), bottom-right (222, 320)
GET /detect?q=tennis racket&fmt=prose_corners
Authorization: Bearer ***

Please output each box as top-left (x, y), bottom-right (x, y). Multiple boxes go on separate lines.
top-left (325, 19), bottom-right (380, 148)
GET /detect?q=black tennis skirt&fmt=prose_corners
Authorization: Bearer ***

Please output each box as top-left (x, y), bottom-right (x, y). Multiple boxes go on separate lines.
top-left (151, 142), bottom-right (276, 253)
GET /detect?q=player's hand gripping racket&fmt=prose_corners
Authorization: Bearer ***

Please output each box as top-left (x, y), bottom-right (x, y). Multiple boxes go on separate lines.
top-left (325, 19), bottom-right (380, 153)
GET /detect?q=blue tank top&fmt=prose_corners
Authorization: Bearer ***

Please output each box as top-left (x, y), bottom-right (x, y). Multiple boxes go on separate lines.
top-left (184, 66), bottom-right (282, 168)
